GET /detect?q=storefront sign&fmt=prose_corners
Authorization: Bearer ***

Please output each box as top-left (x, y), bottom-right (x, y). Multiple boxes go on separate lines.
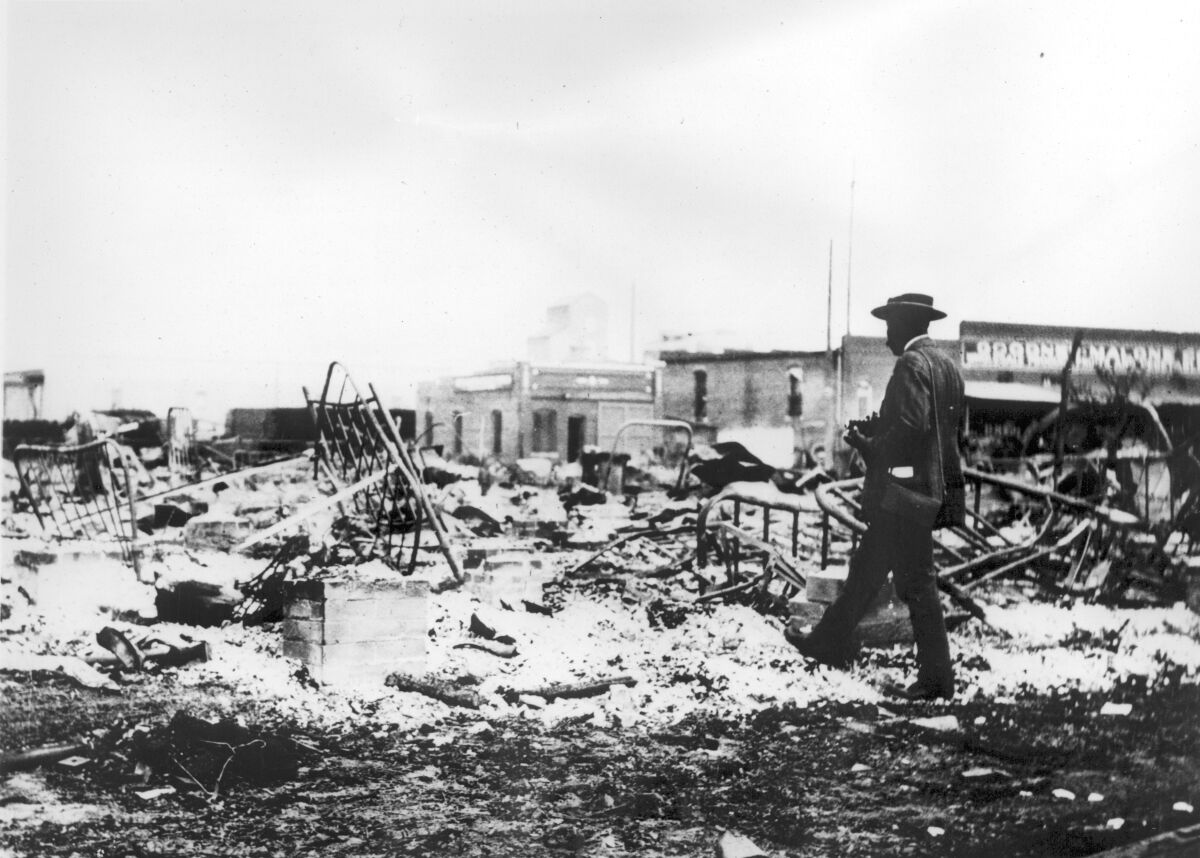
top-left (962, 335), bottom-right (1200, 377)
top-left (453, 373), bottom-right (513, 393)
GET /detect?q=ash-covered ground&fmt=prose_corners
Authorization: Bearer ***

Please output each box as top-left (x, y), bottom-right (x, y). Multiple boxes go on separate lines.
top-left (2, 457), bottom-right (1199, 857)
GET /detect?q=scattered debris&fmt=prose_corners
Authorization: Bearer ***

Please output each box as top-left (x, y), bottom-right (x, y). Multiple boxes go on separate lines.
top-left (0, 744), bottom-right (91, 775)
top-left (134, 787), bottom-right (177, 801)
top-left (715, 829), bottom-right (768, 858)
top-left (95, 626), bottom-right (144, 672)
top-left (385, 673), bottom-right (483, 709)
top-left (506, 676), bottom-right (638, 703)
top-left (911, 715), bottom-right (960, 733)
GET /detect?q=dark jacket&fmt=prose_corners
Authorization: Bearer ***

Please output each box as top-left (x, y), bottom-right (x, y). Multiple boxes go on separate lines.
top-left (858, 337), bottom-right (965, 528)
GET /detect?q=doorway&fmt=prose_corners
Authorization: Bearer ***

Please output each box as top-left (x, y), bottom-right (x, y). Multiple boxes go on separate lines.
top-left (567, 415), bottom-right (587, 463)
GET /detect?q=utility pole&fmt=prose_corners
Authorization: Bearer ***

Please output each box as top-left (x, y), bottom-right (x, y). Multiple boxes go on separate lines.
top-left (629, 282), bottom-right (637, 363)
top-left (845, 174), bottom-right (856, 337)
top-left (824, 239), bottom-right (836, 471)
top-left (825, 239), bottom-right (833, 360)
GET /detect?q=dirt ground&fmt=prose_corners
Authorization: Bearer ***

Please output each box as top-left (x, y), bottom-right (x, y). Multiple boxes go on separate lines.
top-left (3, 627), bottom-right (1198, 858)
top-left (3, 464), bottom-right (1199, 856)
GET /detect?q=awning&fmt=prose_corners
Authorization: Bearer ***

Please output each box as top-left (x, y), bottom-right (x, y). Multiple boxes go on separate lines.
top-left (964, 380), bottom-right (1061, 404)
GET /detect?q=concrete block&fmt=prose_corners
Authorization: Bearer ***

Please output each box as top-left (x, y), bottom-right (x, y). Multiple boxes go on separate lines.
top-left (283, 598), bottom-right (323, 620)
top-left (283, 577), bottom-right (430, 603)
top-left (465, 539), bottom-right (534, 569)
top-left (281, 603), bottom-right (427, 644)
top-left (805, 567), bottom-right (848, 604)
top-left (279, 575), bottom-right (432, 685)
top-left (506, 519), bottom-right (542, 537)
top-left (787, 597), bottom-right (827, 627)
top-left (805, 567), bottom-right (898, 610)
top-left (11, 543), bottom-right (132, 570)
top-left (786, 596), bottom-right (913, 649)
top-left (282, 638), bottom-right (426, 687)
top-left (484, 553), bottom-right (545, 573)
top-left (183, 514), bottom-right (252, 551)
top-left (469, 554), bottom-right (556, 604)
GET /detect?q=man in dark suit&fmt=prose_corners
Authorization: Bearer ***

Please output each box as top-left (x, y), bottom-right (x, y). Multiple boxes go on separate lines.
top-left (788, 293), bottom-right (965, 700)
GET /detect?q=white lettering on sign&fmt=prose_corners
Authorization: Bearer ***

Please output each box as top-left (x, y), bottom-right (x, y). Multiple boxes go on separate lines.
top-left (963, 338), bottom-right (1200, 376)
top-left (453, 373), bottom-right (513, 392)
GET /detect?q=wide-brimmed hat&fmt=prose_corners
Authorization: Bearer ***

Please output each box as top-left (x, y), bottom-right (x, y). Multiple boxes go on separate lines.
top-left (870, 293), bottom-right (947, 321)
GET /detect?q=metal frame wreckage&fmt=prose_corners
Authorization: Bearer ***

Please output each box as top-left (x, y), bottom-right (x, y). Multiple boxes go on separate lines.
top-left (10, 358), bottom-right (1200, 635)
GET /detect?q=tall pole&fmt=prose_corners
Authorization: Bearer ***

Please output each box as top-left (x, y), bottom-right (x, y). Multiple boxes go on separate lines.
top-left (825, 239), bottom-right (833, 360)
top-left (845, 174), bottom-right (855, 336)
top-left (824, 239), bottom-right (835, 470)
top-left (629, 282), bottom-right (636, 363)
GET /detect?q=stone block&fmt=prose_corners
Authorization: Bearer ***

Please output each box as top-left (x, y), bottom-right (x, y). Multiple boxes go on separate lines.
top-left (787, 596), bottom-right (827, 627)
top-left (805, 567), bottom-right (847, 604)
top-left (279, 576), bottom-right (432, 686)
top-left (183, 514), bottom-right (252, 551)
top-left (282, 638), bottom-right (426, 687)
top-left (786, 595), bottom-right (913, 649)
top-left (283, 598), bottom-right (323, 620)
top-left (805, 567), bottom-right (898, 609)
top-left (282, 576), bottom-right (430, 603)
top-left (281, 601), bottom-right (427, 643)
top-left (464, 539), bottom-right (534, 569)
top-left (471, 554), bottom-right (555, 604)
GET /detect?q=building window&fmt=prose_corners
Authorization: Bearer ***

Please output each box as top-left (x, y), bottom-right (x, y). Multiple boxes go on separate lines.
top-left (452, 412), bottom-right (464, 455)
top-left (693, 368), bottom-right (708, 422)
top-left (491, 410), bottom-right (503, 455)
top-left (787, 367), bottom-right (804, 417)
top-left (856, 381), bottom-right (874, 419)
top-left (423, 411), bottom-right (434, 445)
top-left (532, 408), bottom-right (557, 453)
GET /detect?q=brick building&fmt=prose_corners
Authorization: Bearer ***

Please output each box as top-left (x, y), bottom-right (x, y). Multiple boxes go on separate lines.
top-left (658, 349), bottom-right (835, 466)
top-left (659, 321), bottom-right (1200, 468)
top-left (417, 362), bottom-right (660, 463)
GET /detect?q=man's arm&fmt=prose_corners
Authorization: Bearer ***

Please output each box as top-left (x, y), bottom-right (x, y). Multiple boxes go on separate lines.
top-left (855, 353), bottom-right (931, 467)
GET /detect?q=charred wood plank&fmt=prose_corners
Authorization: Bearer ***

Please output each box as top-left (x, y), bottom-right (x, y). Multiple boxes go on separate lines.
top-left (385, 672), bottom-right (483, 708)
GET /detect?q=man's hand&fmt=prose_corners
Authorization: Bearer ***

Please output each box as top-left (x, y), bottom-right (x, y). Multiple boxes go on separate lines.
top-left (844, 426), bottom-right (869, 452)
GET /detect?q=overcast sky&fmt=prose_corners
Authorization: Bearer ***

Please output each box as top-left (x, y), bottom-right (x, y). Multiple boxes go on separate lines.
top-left (5, 1), bottom-right (1198, 419)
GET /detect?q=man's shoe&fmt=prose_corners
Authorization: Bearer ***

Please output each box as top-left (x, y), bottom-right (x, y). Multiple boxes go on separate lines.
top-left (783, 627), bottom-right (854, 670)
top-left (881, 679), bottom-right (955, 701)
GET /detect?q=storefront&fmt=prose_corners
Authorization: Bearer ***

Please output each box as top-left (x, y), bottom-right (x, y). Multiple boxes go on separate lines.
top-left (417, 362), bottom-right (660, 462)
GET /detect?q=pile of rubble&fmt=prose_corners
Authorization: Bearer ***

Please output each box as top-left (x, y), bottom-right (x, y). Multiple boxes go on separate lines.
top-left (4, 362), bottom-right (1200, 805)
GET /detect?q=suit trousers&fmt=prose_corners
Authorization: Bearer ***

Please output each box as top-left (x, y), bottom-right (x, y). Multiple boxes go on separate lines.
top-left (807, 509), bottom-right (954, 687)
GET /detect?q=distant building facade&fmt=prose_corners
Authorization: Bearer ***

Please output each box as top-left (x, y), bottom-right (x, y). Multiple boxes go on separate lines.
top-left (955, 321), bottom-right (1200, 447)
top-left (417, 362), bottom-right (660, 462)
top-left (657, 321), bottom-right (1200, 466)
top-left (4, 370), bottom-right (45, 420)
top-left (658, 349), bottom-right (835, 466)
